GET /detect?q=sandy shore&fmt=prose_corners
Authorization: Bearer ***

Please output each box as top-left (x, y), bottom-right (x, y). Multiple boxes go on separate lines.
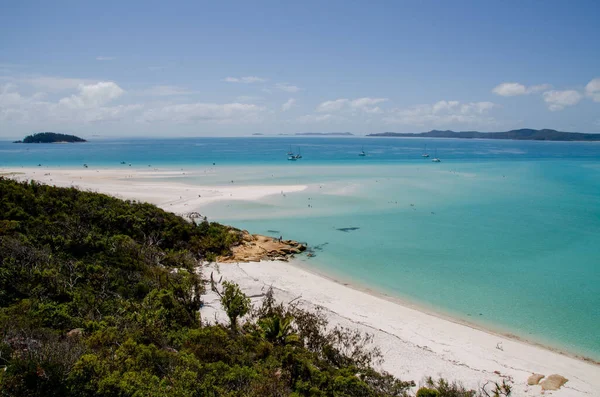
top-left (202, 261), bottom-right (599, 396)
top-left (4, 166), bottom-right (599, 396)
top-left (2, 167), bottom-right (306, 217)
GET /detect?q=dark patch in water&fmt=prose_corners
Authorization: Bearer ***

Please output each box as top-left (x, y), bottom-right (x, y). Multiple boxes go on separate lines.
top-left (266, 230), bottom-right (280, 234)
top-left (336, 227), bottom-right (360, 232)
top-left (312, 242), bottom-right (328, 251)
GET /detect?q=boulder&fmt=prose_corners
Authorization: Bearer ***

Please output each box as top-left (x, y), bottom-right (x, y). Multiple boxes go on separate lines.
top-left (527, 373), bottom-right (544, 385)
top-left (67, 328), bottom-right (84, 338)
top-left (540, 374), bottom-right (568, 391)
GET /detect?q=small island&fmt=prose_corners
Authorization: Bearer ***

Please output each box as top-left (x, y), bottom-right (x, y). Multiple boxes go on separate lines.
top-left (367, 129), bottom-right (600, 141)
top-left (14, 132), bottom-right (87, 143)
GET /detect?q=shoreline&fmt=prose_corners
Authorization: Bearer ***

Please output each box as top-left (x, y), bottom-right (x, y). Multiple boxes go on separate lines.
top-left (204, 259), bottom-right (600, 396)
top-left (287, 256), bottom-right (600, 366)
top-left (3, 166), bottom-right (598, 363)
top-left (3, 166), bottom-right (600, 395)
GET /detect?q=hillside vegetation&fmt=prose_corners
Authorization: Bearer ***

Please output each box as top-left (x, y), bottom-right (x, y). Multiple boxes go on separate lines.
top-left (0, 178), bottom-right (507, 396)
top-left (14, 132), bottom-right (87, 143)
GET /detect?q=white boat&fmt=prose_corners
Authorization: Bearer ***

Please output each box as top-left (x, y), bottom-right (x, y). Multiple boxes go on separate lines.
top-left (296, 148), bottom-right (302, 159)
top-left (422, 144), bottom-right (430, 158)
top-left (359, 147), bottom-right (366, 156)
top-left (287, 156), bottom-right (297, 161)
top-left (287, 145), bottom-right (293, 156)
top-left (432, 148), bottom-right (441, 162)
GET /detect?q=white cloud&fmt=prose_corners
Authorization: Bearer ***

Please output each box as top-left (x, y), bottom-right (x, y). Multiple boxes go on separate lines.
top-left (275, 83), bottom-right (301, 93)
top-left (492, 82), bottom-right (551, 96)
top-left (281, 98), bottom-right (296, 111)
top-left (349, 97), bottom-right (387, 109)
top-left (384, 100), bottom-right (497, 126)
top-left (223, 76), bottom-right (267, 83)
top-left (542, 90), bottom-right (583, 111)
top-left (59, 82), bottom-right (124, 108)
top-left (96, 56), bottom-right (115, 61)
top-left (585, 77), bottom-right (600, 102)
top-left (316, 97), bottom-right (387, 113)
top-left (141, 102), bottom-right (266, 124)
top-left (317, 98), bottom-right (347, 112)
top-left (0, 82), bottom-right (139, 124)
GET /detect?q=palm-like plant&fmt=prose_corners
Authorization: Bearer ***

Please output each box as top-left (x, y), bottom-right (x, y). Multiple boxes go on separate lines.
top-left (258, 315), bottom-right (300, 346)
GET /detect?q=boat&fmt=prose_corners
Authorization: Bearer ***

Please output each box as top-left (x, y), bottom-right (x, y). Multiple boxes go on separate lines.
top-left (296, 148), bottom-right (302, 159)
top-left (431, 149), bottom-right (441, 162)
top-left (287, 146), bottom-right (293, 156)
top-left (422, 144), bottom-right (430, 158)
top-left (359, 147), bottom-right (366, 156)
top-left (287, 155), bottom-right (297, 161)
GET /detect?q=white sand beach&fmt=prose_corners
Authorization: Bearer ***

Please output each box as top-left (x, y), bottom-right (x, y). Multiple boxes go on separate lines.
top-left (3, 166), bottom-right (599, 396)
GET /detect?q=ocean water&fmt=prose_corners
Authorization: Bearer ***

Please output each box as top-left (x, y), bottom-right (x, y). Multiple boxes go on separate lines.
top-left (1, 137), bottom-right (599, 360)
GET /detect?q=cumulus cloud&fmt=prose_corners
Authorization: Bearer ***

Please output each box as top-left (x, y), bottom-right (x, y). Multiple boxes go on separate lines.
top-left (317, 98), bottom-right (347, 112)
top-left (223, 76), bottom-right (266, 83)
top-left (0, 82), bottom-right (139, 124)
top-left (275, 83), bottom-right (301, 93)
top-left (542, 90), bottom-right (583, 111)
top-left (492, 82), bottom-right (551, 96)
top-left (384, 100), bottom-right (497, 126)
top-left (59, 82), bottom-right (124, 108)
top-left (281, 98), bottom-right (296, 111)
top-left (316, 97), bottom-right (387, 113)
top-left (585, 77), bottom-right (600, 102)
top-left (141, 102), bottom-right (266, 124)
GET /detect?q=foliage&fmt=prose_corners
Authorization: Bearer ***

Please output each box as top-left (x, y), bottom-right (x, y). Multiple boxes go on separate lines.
top-left (0, 179), bottom-right (417, 396)
top-left (214, 280), bottom-right (251, 332)
top-left (17, 132), bottom-right (87, 143)
top-left (0, 178), bottom-right (500, 396)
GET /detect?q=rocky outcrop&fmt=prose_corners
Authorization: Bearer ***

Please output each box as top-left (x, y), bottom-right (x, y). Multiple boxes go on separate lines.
top-left (218, 231), bottom-right (306, 263)
top-left (540, 374), bottom-right (568, 391)
top-left (527, 373), bottom-right (545, 385)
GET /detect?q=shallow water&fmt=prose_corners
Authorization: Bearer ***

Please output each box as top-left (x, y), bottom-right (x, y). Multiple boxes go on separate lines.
top-left (2, 137), bottom-right (599, 359)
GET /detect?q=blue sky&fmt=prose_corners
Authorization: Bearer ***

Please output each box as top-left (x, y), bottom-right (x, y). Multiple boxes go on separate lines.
top-left (1, 0), bottom-right (599, 138)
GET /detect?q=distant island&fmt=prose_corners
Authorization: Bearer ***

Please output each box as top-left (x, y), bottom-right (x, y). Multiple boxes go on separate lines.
top-left (367, 129), bottom-right (600, 141)
top-left (14, 132), bottom-right (87, 143)
top-left (295, 132), bottom-right (354, 136)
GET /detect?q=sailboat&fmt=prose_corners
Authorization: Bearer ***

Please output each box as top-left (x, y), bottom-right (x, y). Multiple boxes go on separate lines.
top-left (422, 144), bottom-right (430, 158)
top-left (431, 148), bottom-right (441, 162)
top-left (295, 148), bottom-right (302, 159)
top-left (359, 146), bottom-right (366, 156)
top-left (287, 145), bottom-right (293, 156)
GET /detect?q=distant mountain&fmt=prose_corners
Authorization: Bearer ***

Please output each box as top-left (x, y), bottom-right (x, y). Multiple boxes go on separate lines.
top-left (295, 132), bottom-right (354, 136)
top-left (367, 129), bottom-right (600, 141)
top-left (14, 132), bottom-right (87, 143)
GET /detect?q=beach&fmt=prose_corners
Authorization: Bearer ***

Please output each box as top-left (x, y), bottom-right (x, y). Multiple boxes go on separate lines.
top-left (3, 165), bottom-right (599, 396)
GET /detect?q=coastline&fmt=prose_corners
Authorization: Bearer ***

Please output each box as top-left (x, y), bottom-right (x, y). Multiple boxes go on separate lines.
top-left (3, 166), bottom-right (599, 395)
top-left (286, 257), bottom-right (600, 366)
top-left (203, 259), bottom-right (600, 397)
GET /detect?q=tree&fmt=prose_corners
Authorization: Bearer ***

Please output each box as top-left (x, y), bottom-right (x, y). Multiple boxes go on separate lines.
top-left (258, 315), bottom-right (300, 346)
top-left (218, 281), bottom-right (250, 333)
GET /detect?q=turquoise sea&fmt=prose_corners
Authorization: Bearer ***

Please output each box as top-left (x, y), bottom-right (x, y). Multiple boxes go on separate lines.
top-left (1, 137), bottom-right (599, 360)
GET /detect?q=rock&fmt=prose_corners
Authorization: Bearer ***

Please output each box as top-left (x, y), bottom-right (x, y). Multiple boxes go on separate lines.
top-left (527, 373), bottom-right (545, 385)
top-left (540, 374), bottom-right (568, 391)
top-left (67, 328), bottom-right (84, 338)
